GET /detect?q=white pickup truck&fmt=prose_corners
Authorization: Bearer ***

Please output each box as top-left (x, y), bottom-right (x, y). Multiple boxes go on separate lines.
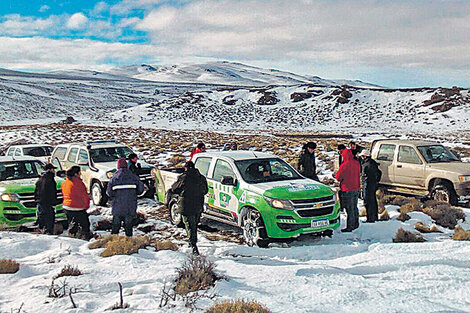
top-left (154, 151), bottom-right (340, 247)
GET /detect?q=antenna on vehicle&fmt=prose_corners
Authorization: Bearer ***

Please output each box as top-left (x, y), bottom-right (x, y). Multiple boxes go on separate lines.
top-left (252, 152), bottom-right (258, 158)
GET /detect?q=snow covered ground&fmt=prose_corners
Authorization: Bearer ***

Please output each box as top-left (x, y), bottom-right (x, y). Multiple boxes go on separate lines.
top-left (1, 201), bottom-right (470, 313)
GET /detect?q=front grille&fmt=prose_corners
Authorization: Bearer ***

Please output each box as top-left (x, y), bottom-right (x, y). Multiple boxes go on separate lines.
top-left (277, 218), bottom-right (339, 232)
top-left (276, 215), bottom-right (295, 220)
top-left (17, 191), bottom-right (63, 208)
top-left (296, 206), bottom-right (335, 218)
top-left (291, 195), bottom-right (334, 204)
top-left (4, 213), bottom-right (36, 221)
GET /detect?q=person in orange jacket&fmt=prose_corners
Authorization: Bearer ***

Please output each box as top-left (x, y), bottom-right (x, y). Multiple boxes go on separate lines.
top-left (61, 166), bottom-right (92, 240)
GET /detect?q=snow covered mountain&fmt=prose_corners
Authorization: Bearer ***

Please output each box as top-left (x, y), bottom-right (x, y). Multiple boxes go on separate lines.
top-left (0, 62), bottom-right (469, 133)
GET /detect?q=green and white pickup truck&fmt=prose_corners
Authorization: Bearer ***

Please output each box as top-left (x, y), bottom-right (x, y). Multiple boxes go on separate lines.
top-left (154, 151), bottom-right (340, 247)
top-left (0, 156), bottom-right (65, 227)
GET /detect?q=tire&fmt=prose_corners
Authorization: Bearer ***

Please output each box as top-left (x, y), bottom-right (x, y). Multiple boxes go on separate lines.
top-left (242, 208), bottom-right (270, 248)
top-left (431, 183), bottom-right (458, 205)
top-left (168, 197), bottom-right (184, 227)
top-left (91, 181), bottom-right (108, 206)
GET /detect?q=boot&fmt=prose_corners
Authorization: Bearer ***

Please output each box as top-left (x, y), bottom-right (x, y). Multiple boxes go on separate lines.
top-left (192, 244), bottom-right (200, 255)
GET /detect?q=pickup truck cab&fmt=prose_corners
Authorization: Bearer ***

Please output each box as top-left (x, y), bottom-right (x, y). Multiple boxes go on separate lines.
top-left (0, 156), bottom-right (65, 227)
top-left (51, 140), bottom-right (155, 206)
top-left (5, 144), bottom-right (54, 163)
top-left (371, 139), bottom-right (470, 205)
top-left (154, 151), bottom-right (340, 247)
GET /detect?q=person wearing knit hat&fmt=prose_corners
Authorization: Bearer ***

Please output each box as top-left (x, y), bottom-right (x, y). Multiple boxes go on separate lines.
top-left (107, 158), bottom-right (144, 237)
top-left (297, 142), bottom-right (319, 182)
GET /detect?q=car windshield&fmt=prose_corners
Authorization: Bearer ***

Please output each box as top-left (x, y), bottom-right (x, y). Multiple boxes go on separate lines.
top-left (417, 145), bottom-right (460, 163)
top-left (0, 161), bottom-right (44, 181)
top-left (23, 146), bottom-right (53, 157)
top-left (235, 158), bottom-right (301, 183)
top-left (89, 146), bottom-right (134, 163)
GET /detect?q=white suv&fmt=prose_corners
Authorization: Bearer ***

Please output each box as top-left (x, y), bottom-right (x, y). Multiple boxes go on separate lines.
top-left (5, 144), bottom-right (54, 163)
top-left (51, 140), bottom-right (155, 206)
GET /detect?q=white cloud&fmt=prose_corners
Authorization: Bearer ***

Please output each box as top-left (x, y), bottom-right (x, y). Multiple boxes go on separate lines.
top-left (66, 13), bottom-right (89, 30)
top-left (92, 1), bottom-right (109, 15)
top-left (0, 14), bottom-right (57, 36)
top-left (39, 5), bottom-right (50, 13)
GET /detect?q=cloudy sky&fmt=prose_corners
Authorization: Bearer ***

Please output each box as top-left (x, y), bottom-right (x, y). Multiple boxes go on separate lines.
top-left (1, 0), bottom-right (469, 87)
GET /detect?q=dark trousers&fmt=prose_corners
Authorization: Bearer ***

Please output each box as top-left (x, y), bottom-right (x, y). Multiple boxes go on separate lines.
top-left (182, 212), bottom-right (201, 246)
top-left (111, 214), bottom-right (135, 237)
top-left (341, 190), bottom-right (360, 230)
top-left (363, 181), bottom-right (379, 222)
top-left (37, 204), bottom-right (55, 234)
top-left (65, 210), bottom-right (91, 240)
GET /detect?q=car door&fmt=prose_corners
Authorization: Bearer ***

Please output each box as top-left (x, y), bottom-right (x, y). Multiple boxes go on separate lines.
top-left (194, 156), bottom-right (213, 207)
top-left (210, 159), bottom-right (239, 215)
top-left (64, 147), bottom-right (79, 169)
top-left (77, 149), bottom-right (92, 189)
top-left (375, 143), bottom-right (397, 184)
top-left (394, 145), bottom-right (425, 188)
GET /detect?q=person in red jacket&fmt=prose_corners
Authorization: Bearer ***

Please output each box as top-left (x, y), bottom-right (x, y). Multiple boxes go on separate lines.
top-left (61, 166), bottom-right (92, 240)
top-left (189, 142), bottom-right (206, 161)
top-left (336, 149), bottom-right (361, 232)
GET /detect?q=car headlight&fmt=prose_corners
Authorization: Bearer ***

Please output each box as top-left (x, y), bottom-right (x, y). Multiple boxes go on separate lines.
top-left (106, 171), bottom-right (114, 179)
top-left (459, 175), bottom-right (470, 183)
top-left (1, 193), bottom-right (20, 202)
top-left (264, 196), bottom-right (294, 210)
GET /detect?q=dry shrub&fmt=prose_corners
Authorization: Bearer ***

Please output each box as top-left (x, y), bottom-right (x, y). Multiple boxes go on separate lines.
top-left (54, 265), bottom-right (82, 279)
top-left (359, 208), bottom-right (367, 217)
top-left (414, 222), bottom-right (442, 233)
top-left (175, 256), bottom-right (221, 296)
top-left (168, 154), bottom-right (187, 167)
top-left (396, 212), bottom-right (411, 222)
top-left (89, 235), bottom-right (150, 257)
top-left (134, 212), bottom-right (147, 226)
top-left (385, 195), bottom-right (413, 206)
top-left (0, 259), bottom-right (20, 274)
top-left (422, 201), bottom-right (466, 229)
top-left (452, 226), bottom-right (470, 241)
top-left (376, 189), bottom-right (386, 214)
top-left (379, 210), bottom-right (390, 221)
top-left (399, 199), bottom-right (422, 214)
top-left (205, 299), bottom-right (271, 313)
top-left (153, 239), bottom-right (179, 251)
top-left (393, 228), bottom-right (426, 243)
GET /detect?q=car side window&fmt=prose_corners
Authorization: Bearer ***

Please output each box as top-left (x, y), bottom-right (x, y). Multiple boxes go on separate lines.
top-left (377, 144), bottom-right (396, 161)
top-left (67, 148), bottom-right (79, 163)
top-left (6, 148), bottom-right (14, 156)
top-left (212, 159), bottom-right (235, 182)
top-left (15, 148), bottom-right (22, 156)
top-left (194, 157), bottom-right (212, 176)
top-left (53, 147), bottom-right (68, 160)
top-left (78, 149), bottom-right (89, 164)
top-left (398, 146), bottom-right (422, 164)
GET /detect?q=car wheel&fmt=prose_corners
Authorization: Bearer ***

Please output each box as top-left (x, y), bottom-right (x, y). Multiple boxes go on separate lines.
top-left (168, 197), bottom-right (184, 227)
top-left (91, 182), bottom-right (107, 206)
top-left (242, 208), bottom-right (270, 248)
top-left (432, 183), bottom-right (457, 205)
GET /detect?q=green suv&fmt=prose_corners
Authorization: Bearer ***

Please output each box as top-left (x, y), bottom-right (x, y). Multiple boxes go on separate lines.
top-left (0, 156), bottom-right (65, 227)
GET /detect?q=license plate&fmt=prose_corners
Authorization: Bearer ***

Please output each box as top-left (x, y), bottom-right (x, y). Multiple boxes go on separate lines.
top-left (311, 219), bottom-right (329, 228)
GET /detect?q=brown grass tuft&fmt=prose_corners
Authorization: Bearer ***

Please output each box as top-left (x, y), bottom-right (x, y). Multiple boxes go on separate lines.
top-left (399, 199), bottom-right (422, 214)
top-left (175, 255), bottom-right (221, 296)
top-left (89, 235), bottom-right (150, 257)
top-left (379, 210), bottom-right (390, 221)
top-left (414, 222), bottom-right (442, 233)
top-left (393, 228), bottom-right (426, 243)
top-left (54, 265), bottom-right (82, 279)
top-left (422, 201), bottom-right (466, 229)
top-left (396, 212), bottom-right (411, 222)
top-left (0, 259), bottom-right (20, 274)
top-left (205, 299), bottom-right (271, 313)
top-left (451, 226), bottom-right (470, 241)
top-left (93, 218), bottom-right (113, 231)
top-left (153, 239), bottom-right (179, 251)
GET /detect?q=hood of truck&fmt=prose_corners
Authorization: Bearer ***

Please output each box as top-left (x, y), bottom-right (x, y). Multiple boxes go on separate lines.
top-left (0, 178), bottom-right (63, 194)
top-left (250, 179), bottom-right (334, 200)
top-left (426, 162), bottom-right (470, 175)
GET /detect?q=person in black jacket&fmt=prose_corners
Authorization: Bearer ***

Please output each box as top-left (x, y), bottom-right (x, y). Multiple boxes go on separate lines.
top-left (34, 163), bottom-right (59, 234)
top-left (359, 150), bottom-right (382, 222)
top-left (349, 141), bottom-right (364, 162)
top-left (171, 161), bottom-right (208, 255)
top-left (297, 142), bottom-right (319, 182)
top-left (127, 153), bottom-right (141, 176)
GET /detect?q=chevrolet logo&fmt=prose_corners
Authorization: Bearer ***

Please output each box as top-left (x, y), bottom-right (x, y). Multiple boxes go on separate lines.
top-left (314, 203), bottom-right (323, 208)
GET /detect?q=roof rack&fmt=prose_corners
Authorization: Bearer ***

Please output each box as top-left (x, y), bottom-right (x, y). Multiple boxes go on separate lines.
top-left (85, 140), bottom-right (118, 145)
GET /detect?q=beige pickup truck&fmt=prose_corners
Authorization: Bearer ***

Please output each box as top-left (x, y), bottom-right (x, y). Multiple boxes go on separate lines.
top-left (370, 139), bottom-right (470, 205)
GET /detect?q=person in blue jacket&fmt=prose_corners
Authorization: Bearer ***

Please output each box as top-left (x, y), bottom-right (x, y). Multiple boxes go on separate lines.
top-left (106, 158), bottom-right (144, 237)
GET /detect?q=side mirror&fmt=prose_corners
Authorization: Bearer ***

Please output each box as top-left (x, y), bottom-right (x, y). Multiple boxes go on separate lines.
top-left (56, 170), bottom-right (66, 178)
top-left (221, 176), bottom-right (237, 186)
